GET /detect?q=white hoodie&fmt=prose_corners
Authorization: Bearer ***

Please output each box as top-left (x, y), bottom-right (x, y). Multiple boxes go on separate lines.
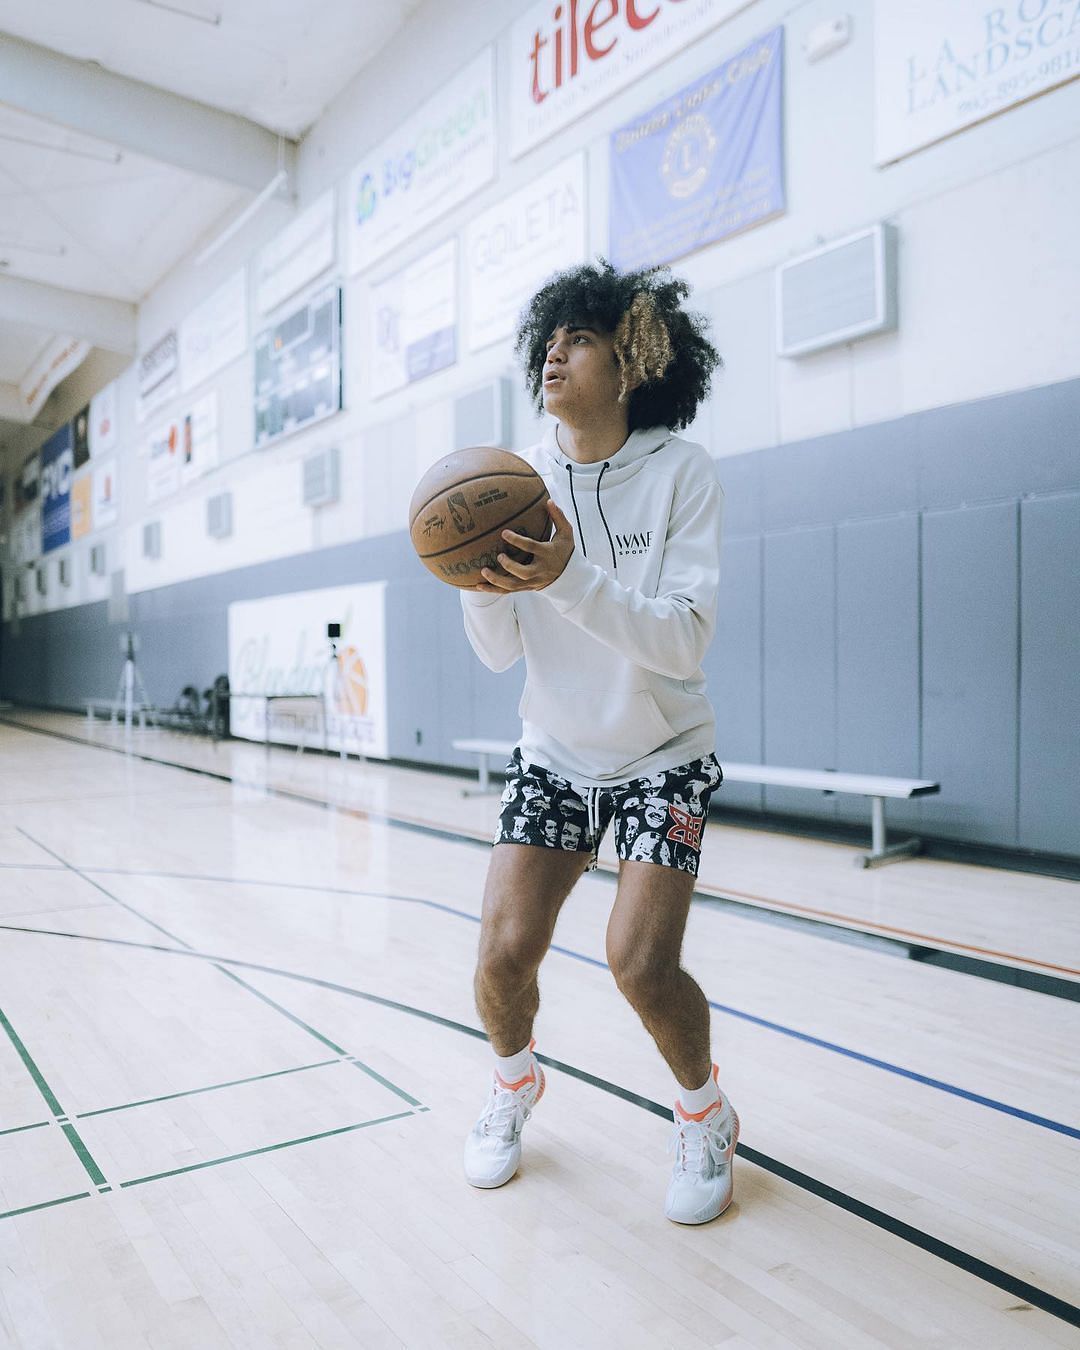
top-left (460, 423), bottom-right (724, 788)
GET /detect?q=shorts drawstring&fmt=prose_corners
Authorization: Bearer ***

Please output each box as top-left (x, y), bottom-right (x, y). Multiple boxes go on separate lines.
top-left (585, 786), bottom-right (603, 847)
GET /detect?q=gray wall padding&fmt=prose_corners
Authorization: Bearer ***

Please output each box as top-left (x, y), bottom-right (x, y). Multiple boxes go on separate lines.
top-left (4, 376), bottom-right (1079, 858)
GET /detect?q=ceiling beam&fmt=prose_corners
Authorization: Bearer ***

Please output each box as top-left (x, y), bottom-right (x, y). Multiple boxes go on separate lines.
top-left (0, 275), bottom-right (135, 359)
top-left (0, 34), bottom-right (296, 191)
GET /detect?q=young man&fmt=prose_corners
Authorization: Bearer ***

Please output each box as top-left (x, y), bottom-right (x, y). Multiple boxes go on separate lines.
top-left (460, 261), bottom-right (734, 1225)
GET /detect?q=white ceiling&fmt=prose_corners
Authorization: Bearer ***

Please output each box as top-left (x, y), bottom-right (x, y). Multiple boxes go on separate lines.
top-left (0, 0), bottom-right (420, 459)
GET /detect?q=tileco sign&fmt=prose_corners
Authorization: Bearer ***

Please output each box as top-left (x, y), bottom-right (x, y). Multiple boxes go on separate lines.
top-left (509, 0), bottom-right (759, 157)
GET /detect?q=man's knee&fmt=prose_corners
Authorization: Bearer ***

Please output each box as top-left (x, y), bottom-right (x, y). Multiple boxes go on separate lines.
top-left (477, 919), bottom-right (550, 990)
top-left (607, 940), bottom-right (679, 1009)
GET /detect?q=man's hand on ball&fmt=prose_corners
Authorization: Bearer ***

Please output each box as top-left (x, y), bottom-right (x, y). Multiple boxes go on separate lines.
top-left (472, 499), bottom-right (575, 593)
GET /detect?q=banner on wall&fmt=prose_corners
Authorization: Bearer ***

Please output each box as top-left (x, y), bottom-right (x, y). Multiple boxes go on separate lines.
top-left (73, 403), bottom-right (91, 469)
top-left (254, 283), bottom-right (343, 448)
top-left (93, 459), bottom-right (118, 529)
top-left (347, 48), bottom-right (495, 273)
top-left (609, 27), bottom-right (785, 272)
top-left (15, 455), bottom-right (39, 512)
top-left (227, 582), bottom-right (388, 758)
top-left (875, 1), bottom-right (1080, 164)
top-left (509, 0), bottom-right (761, 157)
top-left (179, 268), bottom-right (247, 392)
top-left (90, 382), bottom-right (118, 457)
top-left (11, 509), bottom-right (39, 565)
top-left (370, 241), bottom-right (457, 399)
top-left (19, 335), bottom-right (90, 420)
top-left (41, 423), bottom-right (74, 553)
top-left (465, 153), bottom-right (587, 352)
top-left (146, 393), bottom-right (219, 500)
top-left (71, 472), bottom-right (92, 540)
top-left (256, 191), bottom-right (336, 315)
top-left (137, 329), bottom-right (179, 422)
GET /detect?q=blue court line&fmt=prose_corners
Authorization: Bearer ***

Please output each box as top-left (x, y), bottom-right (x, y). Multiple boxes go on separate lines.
top-left (1, 890), bottom-right (1076, 1143)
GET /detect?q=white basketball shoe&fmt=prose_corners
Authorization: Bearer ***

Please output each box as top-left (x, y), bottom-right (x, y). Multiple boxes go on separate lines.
top-left (665, 1066), bottom-right (739, 1225)
top-left (463, 1040), bottom-right (546, 1189)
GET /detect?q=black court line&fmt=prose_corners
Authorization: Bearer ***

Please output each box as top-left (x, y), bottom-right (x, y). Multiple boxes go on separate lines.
top-left (3, 716), bottom-right (1078, 1003)
top-left (0, 915), bottom-right (1076, 1330)
top-left (5, 858), bottom-right (1078, 1141)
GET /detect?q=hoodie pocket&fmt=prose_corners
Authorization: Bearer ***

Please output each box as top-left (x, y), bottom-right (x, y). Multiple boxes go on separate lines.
top-left (519, 683), bottom-right (676, 775)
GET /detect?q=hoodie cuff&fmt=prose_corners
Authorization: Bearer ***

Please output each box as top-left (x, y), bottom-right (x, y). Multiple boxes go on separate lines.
top-left (542, 549), bottom-right (596, 610)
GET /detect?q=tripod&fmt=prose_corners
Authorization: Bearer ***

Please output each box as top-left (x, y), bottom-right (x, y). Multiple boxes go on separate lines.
top-left (115, 632), bottom-right (150, 732)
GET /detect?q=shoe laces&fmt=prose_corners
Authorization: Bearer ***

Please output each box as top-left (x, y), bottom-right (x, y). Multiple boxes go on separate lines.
top-left (669, 1106), bottom-right (731, 1178)
top-left (480, 1080), bottom-right (531, 1141)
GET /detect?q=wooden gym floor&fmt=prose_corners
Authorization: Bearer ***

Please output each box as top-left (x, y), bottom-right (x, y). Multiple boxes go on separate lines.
top-left (0, 710), bottom-right (1077, 1349)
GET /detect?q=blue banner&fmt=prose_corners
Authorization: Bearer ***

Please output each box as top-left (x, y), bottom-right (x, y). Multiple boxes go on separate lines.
top-left (609, 27), bottom-right (785, 272)
top-left (41, 422), bottom-right (74, 553)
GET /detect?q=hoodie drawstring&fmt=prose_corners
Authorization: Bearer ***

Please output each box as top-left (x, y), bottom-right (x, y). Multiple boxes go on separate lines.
top-left (566, 463), bottom-right (586, 559)
top-left (566, 461), bottom-right (617, 571)
top-left (595, 462), bottom-right (616, 570)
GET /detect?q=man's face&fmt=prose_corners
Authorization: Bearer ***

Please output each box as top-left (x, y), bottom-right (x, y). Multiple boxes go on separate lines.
top-left (541, 323), bottom-right (622, 423)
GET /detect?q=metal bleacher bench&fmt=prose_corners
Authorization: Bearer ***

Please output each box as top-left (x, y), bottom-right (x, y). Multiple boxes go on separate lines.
top-left (451, 737), bottom-right (941, 869)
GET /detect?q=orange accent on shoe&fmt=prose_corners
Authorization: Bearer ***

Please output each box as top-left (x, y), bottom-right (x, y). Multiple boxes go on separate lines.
top-left (675, 1063), bottom-right (723, 1121)
top-left (496, 1069), bottom-right (536, 1092)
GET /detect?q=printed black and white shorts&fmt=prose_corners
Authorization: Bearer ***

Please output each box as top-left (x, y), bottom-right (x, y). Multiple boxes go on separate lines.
top-left (493, 748), bottom-right (723, 876)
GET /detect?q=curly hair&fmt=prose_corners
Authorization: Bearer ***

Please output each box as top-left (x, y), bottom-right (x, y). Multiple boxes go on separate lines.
top-left (514, 259), bottom-right (721, 432)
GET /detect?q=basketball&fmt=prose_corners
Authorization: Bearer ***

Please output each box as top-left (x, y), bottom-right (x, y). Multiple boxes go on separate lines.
top-left (409, 446), bottom-right (551, 588)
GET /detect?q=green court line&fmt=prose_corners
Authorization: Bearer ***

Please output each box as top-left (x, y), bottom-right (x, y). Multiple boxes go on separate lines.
top-left (14, 827), bottom-right (428, 1118)
top-left (0, 1002), bottom-right (111, 1189)
top-left (75, 1058), bottom-right (343, 1118)
top-left (0, 1192), bottom-right (92, 1221)
top-left (0, 1120), bottom-right (51, 1139)
top-left (214, 966), bottom-right (423, 1108)
top-left (118, 1110), bottom-right (415, 1189)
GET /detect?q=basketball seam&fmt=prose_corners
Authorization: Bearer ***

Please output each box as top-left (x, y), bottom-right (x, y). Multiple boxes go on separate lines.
top-left (410, 471), bottom-right (543, 523)
top-left (415, 487), bottom-right (550, 559)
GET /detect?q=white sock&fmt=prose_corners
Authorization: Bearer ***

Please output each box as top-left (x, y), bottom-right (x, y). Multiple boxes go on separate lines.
top-left (494, 1042), bottom-right (533, 1084)
top-left (678, 1066), bottom-right (720, 1115)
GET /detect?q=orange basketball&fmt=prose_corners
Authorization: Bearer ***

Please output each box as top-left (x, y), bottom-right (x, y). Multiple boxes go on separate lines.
top-left (409, 446), bottom-right (551, 588)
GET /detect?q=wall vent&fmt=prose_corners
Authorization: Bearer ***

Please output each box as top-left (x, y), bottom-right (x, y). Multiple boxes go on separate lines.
top-left (15, 572), bottom-right (27, 602)
top-left (776, 223), bottom-right (898, 357)
top-left (207, 491), bottom-right (233, 538)
top-left (35, 565), bottom-right (47, 596)
top-left (59, 557), bottom-right (72, 587)
top-left (303, 446), bottom-right (340, 507)
top-left (90, 543), bottom-right (107, 576)
top-left (108, 569), bottom-right (128, 625)
top-left (143, 520), bottom-right (162, 559)
top-left (454, 378), bottom-right (511, 448)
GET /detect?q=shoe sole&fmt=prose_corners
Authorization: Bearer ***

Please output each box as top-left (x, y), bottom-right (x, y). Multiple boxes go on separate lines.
top-left (665, 1108), bottom-right (740, 1226)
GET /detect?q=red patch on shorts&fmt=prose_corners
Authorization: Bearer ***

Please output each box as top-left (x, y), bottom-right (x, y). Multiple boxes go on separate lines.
top-left (666, 804), bottom-right (703, 850)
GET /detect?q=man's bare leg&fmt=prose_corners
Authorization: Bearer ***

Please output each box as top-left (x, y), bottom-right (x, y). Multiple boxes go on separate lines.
top-left (474, 843), bottom-right (591, 1055)
top-left (604, 860), bottom-right (711, 1090)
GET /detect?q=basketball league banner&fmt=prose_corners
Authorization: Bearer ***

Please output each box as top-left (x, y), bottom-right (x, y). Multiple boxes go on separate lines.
top-left (179, 269), bottom-right (248, 393)
top-left (92, 459), bottom-right (119, 529)
top-left (608, 26), bottom-right (784, 272)
top-left (347, 48), bottom-right (495, 273)
top-left (255, 190), bottom-right (336, 315)
top-left (136, 329), bottom-right (179, 424)
top-left (509, 0), bottom-right (761, 157)
top-left (875, 1), bottom-right (1080, 164)
top-left (227, 582), bottom-right (388, 759)
top-left (145, 394), bottom-right (220, 502)
top-left (465, 153), bottom-right (587, 352)
top-left (71, 472), bottom-right (92, 541)
top-left (41, 424), bottom-right (74, 554)
top-left (18, 335), bottom-right (90, 420)
top-left (370, 241), bottom-right (457, 399)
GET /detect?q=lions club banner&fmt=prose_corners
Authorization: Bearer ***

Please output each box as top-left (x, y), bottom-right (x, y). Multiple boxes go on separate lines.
top-left (609, 26), bottom-right (785, 272)
top-left (227, 582), bottom-right (388, 758)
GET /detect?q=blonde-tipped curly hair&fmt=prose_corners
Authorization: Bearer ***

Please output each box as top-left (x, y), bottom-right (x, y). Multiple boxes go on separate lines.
top-left (515, 259), bottom-right (720, 432)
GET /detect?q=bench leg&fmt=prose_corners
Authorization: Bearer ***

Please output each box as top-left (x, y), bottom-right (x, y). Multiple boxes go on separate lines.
top-left (855, 796), bottom-right (923, 868)
top-left (461, 751), bottom-right (498, 797)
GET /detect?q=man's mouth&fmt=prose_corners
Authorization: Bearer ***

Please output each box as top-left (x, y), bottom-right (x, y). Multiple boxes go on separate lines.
top-left (543, 372), bottom-right (563, 386)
